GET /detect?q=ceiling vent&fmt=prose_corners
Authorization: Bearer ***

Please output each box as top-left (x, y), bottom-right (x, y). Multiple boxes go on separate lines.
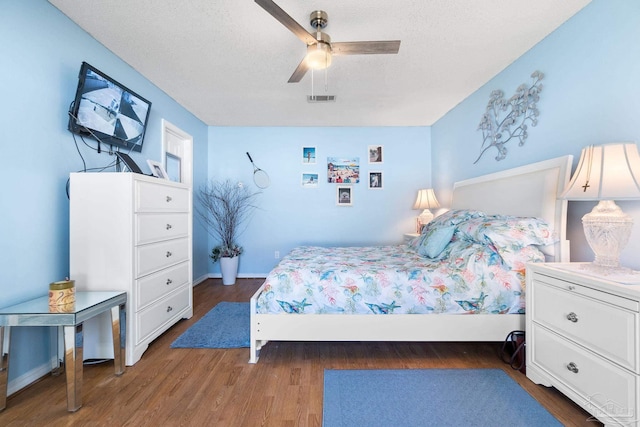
top-left (307, 95), bottom-right (336, 102)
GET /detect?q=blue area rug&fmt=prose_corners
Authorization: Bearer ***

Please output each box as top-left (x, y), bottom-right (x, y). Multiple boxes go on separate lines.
top-left (323, 368), bottom-right (561, 427)
top-left (170, 302), bottom-right (249, 348)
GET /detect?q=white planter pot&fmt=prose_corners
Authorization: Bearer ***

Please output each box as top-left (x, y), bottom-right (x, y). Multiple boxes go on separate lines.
top-left (220, 256), bottom-right (239, 285)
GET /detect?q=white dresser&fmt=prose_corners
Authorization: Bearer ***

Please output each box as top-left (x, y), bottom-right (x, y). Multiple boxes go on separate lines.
top-left (70, 172), bottom-right (193, 365)
top-left (526, 263), bottom-right (640, 426)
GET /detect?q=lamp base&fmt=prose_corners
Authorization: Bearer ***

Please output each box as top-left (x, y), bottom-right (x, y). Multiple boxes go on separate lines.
top-left (582, 200), bottom-right (633, 274)
top-left (417, 209), bottom-right (434, 233)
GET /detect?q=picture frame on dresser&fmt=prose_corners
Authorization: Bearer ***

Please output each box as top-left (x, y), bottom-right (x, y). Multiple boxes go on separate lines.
top-left (147, 160), bottom-right (169, 179)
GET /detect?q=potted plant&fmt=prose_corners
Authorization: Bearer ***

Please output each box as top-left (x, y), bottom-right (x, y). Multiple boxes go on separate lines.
top-left (196, 179), bottom-right (260, 285)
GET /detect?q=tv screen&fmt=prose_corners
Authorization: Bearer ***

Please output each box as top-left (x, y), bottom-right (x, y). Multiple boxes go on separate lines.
top-left (68, 62), bottom-right (151, 152)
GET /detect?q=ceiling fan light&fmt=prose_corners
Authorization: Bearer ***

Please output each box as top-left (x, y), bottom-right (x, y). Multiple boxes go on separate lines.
top-left (306, 42), bottom-right (332, 70)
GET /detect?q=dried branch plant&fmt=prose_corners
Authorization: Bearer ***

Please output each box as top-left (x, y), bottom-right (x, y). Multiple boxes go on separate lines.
top-left (195, 179), bottom-right (260, 261)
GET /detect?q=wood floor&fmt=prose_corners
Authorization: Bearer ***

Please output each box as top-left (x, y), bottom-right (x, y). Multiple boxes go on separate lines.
top-left (1, 278), bottom-right (600, 427)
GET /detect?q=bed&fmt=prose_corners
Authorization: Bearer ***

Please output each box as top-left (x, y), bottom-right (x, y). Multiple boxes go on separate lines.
top-left (249, 155), bottom-right (573, 363)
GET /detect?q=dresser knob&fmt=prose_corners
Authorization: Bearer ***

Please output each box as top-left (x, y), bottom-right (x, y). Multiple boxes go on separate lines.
top-left (166, 224), bottom-right (172, 230)
top-left (166, 196), bottom-right (172, 202)
top-left (567, 362), bottom-right (579, 373)
top-left (166, 251), bottom-right (172, 258)
top-left (166, 278), bottom-right (173, 285)
top-left (568, 285), bottom-right (575, 291)
top-left (566, 312), bottom-right (578, 323)
top-left (166, 306), bottom-right (173, 313)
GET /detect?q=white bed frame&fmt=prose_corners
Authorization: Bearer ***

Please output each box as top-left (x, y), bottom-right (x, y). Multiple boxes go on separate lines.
top-left (248, 155), bottom-right (573, 363)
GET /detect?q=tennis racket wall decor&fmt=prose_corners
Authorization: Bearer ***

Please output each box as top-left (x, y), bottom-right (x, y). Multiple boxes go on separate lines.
top-left (246, 152), bottom-right (270, 189)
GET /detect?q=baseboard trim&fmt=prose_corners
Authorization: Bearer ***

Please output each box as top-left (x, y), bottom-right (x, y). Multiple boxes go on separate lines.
top-left (8, 356), bottom-right (58, 396)
top-left (204, 273), bottom-right (267, 280)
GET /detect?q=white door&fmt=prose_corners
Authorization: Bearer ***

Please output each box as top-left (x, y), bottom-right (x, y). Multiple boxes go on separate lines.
top-left (162, 119), bottom-right (193, 188)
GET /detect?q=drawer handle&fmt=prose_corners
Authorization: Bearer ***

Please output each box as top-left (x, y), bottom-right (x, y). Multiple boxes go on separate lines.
top-left (566, 362), bottom-right (579, 374)
top-left (166, 224), bottom-right (173, 230)
top-left (166, 306), bottom-right (173, 313)
top-left (568, 285), bottom-right (575, 291)
top-left (166, 278), bottom-right (173, 285)
top-left (166, 196), bottom-right (172, 202)
top-left (566, 312), bottom-right (578, 323)
top-left (166, 251), bottom-right (173, 258)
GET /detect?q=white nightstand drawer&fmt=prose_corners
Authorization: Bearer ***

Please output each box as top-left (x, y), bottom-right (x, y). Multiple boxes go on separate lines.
top-left (136, 213), bottom-right (188, 245)
top-left (532, 325), bottom-right (638, 419)
top-left (136, 181), bottom-right (189, 213)
top-left (136, 238), bottom-right (189, 278)
top-left (532, 278), bottom-right (638, 371)
top-left (136, 262), bottom-right (190, 310)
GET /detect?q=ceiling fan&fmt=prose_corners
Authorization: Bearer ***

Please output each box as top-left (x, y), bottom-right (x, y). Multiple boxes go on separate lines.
top-left (255, 0), bottom-right (401, 83)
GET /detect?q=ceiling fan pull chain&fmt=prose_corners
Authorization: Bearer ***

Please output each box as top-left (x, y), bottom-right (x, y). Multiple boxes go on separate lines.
top-left (324, 64), bottom-right (328, 92)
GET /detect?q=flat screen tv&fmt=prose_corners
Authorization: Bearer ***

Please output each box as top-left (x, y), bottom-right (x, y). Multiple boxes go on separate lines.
top-left (68, 62), bottom-right (151, 152)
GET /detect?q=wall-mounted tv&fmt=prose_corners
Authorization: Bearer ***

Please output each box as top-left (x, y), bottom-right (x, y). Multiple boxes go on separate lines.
top-left (68, 62), bottom-right (151, 152)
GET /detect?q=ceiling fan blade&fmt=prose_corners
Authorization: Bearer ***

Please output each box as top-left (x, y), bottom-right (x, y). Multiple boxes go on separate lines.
top-left (288, 57), bottom-right (309, 83)
top-left (332, 41), bottom-right (401, 56)
top-left (255, 0), bottom-right (317, 46)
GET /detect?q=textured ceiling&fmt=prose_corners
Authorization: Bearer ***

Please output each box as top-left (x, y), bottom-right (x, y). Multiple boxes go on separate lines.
top-left (48, 0), bottom-right (591, 127)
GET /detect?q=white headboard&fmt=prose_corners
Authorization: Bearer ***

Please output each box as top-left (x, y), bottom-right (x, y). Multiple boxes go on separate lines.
top-left (451, 155), bottom-right (573, 262)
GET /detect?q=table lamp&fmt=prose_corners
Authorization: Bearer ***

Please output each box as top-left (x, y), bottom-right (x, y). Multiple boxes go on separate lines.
top-left (561, 142), bottom-right (640, 273)
top-left (413, 188), bottom-right (440, 232)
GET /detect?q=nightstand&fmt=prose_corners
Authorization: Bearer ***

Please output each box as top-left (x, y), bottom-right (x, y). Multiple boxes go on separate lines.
top-left (526, 263), bottom-right (640, 426)
top-left (403, 233), bottom-right (420, 244)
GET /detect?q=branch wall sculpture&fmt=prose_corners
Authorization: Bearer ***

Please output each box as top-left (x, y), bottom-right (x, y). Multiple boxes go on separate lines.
top-left (475, 71), bottom-right (544, 164)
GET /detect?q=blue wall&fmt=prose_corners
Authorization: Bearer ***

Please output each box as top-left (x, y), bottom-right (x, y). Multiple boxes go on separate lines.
top-left (432, 0), bottom-right (640, 270)
top-left (207, 126), bottom-right (431, 275)
top-left (0, 0), bottom-right (208, 388)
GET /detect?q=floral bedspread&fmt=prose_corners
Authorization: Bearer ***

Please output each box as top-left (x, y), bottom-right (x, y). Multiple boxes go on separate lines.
top-left (255, 243), bottom-right (532, 315)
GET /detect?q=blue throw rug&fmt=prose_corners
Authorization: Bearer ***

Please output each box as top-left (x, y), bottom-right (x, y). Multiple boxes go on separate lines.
top-left (170, 302), bottom-right (249, 348)
top-left (323, 368), bottom-right (561, 427)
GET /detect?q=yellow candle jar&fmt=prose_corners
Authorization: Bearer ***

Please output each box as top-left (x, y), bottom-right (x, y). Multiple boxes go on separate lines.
top-left (49, 279), bottom-right (75, 312)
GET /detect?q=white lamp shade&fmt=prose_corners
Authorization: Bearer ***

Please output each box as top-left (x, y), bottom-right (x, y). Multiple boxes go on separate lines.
top-left (413, 189), bottom-right (441, 210)
top-left (561, 142), bottom-right (640, 201)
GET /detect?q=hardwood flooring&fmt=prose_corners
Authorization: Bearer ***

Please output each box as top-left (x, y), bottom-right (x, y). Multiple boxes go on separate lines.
top-left (1, 278), bottom-right (600, 426)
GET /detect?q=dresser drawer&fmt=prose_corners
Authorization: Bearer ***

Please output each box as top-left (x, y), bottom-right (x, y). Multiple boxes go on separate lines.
top-left (136, 286), bottom-right (190, 343)
top-left (531, 325), bottom-right (638, 420)
top-left (136, 181), bottom-right (189, 213)
top-left (136, 213), bottom-right (188, 245)
top-left (532, 278), bottom-right (638, 371)
top-left (136, 262), bottom-right (190, 310)
top-left (136, 238), bottom-right (189, 278)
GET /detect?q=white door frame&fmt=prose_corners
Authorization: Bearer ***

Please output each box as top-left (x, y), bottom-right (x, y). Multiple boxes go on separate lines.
top-left (161, 119), bottom-right (193, 188)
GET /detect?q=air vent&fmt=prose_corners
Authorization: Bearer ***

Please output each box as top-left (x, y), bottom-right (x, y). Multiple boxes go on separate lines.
top-left (307, 95), bottom-right (336, 102)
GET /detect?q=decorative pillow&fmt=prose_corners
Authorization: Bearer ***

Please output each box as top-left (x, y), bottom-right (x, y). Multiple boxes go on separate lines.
top-left (417, 225), bottom-right (456, 258)
top-left (424, 209), bottom-right (486, 230)
top-left (456, 215), bottom-right (556, 251)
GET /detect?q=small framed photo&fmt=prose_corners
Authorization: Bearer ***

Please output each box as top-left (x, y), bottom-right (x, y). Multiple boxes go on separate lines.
top-left (302, 173), bottom-right (319, 188)
top-left (147, 159), bottom-right (169, 179)
top-left (368, 171), bottom-right (383, 189)
top-left (336, 186), bottom-right (353, 206)
top-left (303, 146), bottom-right (316, 164)
top-left (368, 145), bottom-right (383, 164)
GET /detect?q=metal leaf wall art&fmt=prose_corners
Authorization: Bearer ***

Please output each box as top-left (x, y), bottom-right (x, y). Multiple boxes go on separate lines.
top-left (475, 71), bottom-right (544, 164)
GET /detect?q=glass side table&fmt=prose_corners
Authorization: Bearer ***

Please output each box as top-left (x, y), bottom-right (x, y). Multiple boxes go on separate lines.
top-left (0, 291), bottom-right (126, 412)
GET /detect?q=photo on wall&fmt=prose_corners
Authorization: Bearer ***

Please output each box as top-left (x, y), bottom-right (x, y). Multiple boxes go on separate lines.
top-left (369, 171), bottom-right (383, 189)
top-left (302, 173), bottom-right (319, 188)
top-left (336, 186), bottom-right (353, 206)
top-left (368, 145), bottom-right (383, 163)
top-left (327, 157), bottom-right (360, 183)
top-left (303, 146), bottom-right (316, 164)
